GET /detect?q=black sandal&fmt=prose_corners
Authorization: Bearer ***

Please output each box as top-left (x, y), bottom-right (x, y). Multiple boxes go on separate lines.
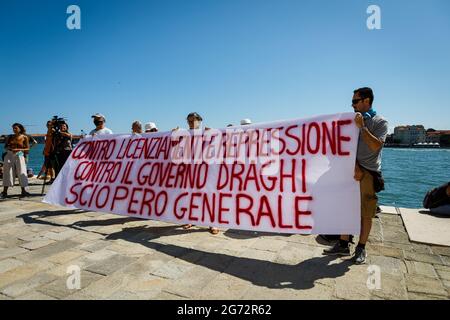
top-left (20, 191), bottom-right (31, 197)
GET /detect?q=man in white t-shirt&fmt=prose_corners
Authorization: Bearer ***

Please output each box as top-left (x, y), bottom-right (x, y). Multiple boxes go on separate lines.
top-left (89, 113), bottom-right (113, 136)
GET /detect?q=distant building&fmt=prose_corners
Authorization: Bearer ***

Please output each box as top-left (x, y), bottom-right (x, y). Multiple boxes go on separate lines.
top-left (426, 130), bottom-right (450, 147)
top-left (425, 130), bottom-right (440, 143)
top-left (393, 125), bottom-right (426, 146)
top-left (385, 133), bottom-right (394, 144)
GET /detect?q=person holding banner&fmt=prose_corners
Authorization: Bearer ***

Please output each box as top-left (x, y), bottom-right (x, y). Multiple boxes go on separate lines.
top-left (131, 120), bottom-right (143, 134)
top-left (178, 112), bottom-right (220, 235)
top-left (323, 87), bottom-right (388, 264)
top-left (144, 122), bottom-right (158, 133)
top-left (89, 113), bottom-right (113, 136)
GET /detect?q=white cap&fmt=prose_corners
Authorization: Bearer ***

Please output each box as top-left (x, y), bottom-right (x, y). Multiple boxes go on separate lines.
top-left (145, 122), bottom-right (158, 131)
top-left (91, 113), bottom-right (106, 120)
top-left (240, 118), bottom-right (252, 125)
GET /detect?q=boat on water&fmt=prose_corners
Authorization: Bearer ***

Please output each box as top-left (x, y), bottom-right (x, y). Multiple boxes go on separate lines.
top-left (412, 142), bottom-right (441, 148)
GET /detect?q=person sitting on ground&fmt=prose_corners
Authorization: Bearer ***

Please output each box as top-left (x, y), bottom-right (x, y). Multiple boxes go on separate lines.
top-left (89, 113), bottom-right (113, 136)
top-left (423, 182), bottom-right (450, 216)
top-left (174, 112), bottom-right (219, 235)
top-left (144, 122), bottom-right (158, 133)
top-left (131, 120), bottom-right (143, 134)
top-left (1, 123), bottom-right (31, 199)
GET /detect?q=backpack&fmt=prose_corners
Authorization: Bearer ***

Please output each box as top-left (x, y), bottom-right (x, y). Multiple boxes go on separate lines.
top-left (423, 182), bottom-right (450, 209)
top-left (366, 169), bottom-right (385, 193)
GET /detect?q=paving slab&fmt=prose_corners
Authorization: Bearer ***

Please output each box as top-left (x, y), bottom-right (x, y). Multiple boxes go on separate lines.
top-left (84, 254), bottom-right (137, 276)
top-left (36, 271), bottom-right (104, 299)
top-left (379, 206), bottom-right (400, 215)
top-left (0, 258), bottom-right (24, 273)
top-left (0, 188), bottom-right (449, 300)
top-left (400, 207), bottom-right (450, 247)
top-left (1, 272), bottom-right (58, 298)
top-left (405, 274), bottom-right (447, 297)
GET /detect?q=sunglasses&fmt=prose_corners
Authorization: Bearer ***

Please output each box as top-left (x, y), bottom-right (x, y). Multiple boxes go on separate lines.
top-left (352, 98), bottom-right (366, 105)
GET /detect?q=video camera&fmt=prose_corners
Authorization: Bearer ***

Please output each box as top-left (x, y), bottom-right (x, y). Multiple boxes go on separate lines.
top-left (50, 115), bottom-right (67, 134)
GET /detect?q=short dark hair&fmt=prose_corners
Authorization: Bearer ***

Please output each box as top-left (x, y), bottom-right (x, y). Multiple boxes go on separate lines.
top-left (354, 87), bottom-right (374, 105)
top-left (12, 123), bottom-right (26, 134)
top-left (186, 112), bottom-right (203, 121)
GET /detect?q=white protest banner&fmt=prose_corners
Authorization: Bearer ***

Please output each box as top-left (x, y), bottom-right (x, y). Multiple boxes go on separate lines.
top-left (43, 112), bottom-right (361, 234)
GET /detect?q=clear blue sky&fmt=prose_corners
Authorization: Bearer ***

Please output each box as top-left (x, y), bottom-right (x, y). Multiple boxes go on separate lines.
top-left (1, 0), bottom-right (449, 135)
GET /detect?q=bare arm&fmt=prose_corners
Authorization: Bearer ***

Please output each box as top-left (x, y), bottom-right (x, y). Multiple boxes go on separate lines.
top-left (60, 131), bottom-right (72, 138)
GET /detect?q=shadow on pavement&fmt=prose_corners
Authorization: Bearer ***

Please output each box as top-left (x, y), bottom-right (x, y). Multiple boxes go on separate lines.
top-left (106, 225), bottom-right (208, 241)
top-left (18, 210), bottom-right (210, 238)
top-left (0, 193), bottom-right (43, 200)
top-left (73, 217), bottom-right (143, 227)
top-left (18, 210), bottom-right (352, 289)
top-left (418, 210), bottom-right (450, 218)
top-left (223, 229), bottom-right (292, 240)
top-left (106, 226), bottom-right (352, 290)
top-left (18, 209), bottom-right (90, 230)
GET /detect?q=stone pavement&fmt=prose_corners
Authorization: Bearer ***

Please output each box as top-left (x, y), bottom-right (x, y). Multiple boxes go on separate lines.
top-left (0, 180), bottom-right (449, 300)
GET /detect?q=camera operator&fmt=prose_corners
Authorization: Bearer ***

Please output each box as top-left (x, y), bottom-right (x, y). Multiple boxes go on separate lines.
top-left (37, 120), bottom-right (56, 182)
top-left (53, 121), bottom-right (73, 177)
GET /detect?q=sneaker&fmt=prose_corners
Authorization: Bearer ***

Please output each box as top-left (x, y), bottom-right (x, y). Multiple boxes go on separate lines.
top-left (0, 192), bottom-right (7, 200)
top-left (353, 246), bottom-right (367, 264)
top-left (323, 242), bottom-right (350, 256)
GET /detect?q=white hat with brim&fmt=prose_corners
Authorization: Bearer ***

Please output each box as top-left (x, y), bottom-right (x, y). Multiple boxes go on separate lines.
top-left (145, 122), bottom-right (158, 131)
top-left (240, 118), bottom-right (252, 125)
top-left (91, 113), bottom-right (106, 121)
